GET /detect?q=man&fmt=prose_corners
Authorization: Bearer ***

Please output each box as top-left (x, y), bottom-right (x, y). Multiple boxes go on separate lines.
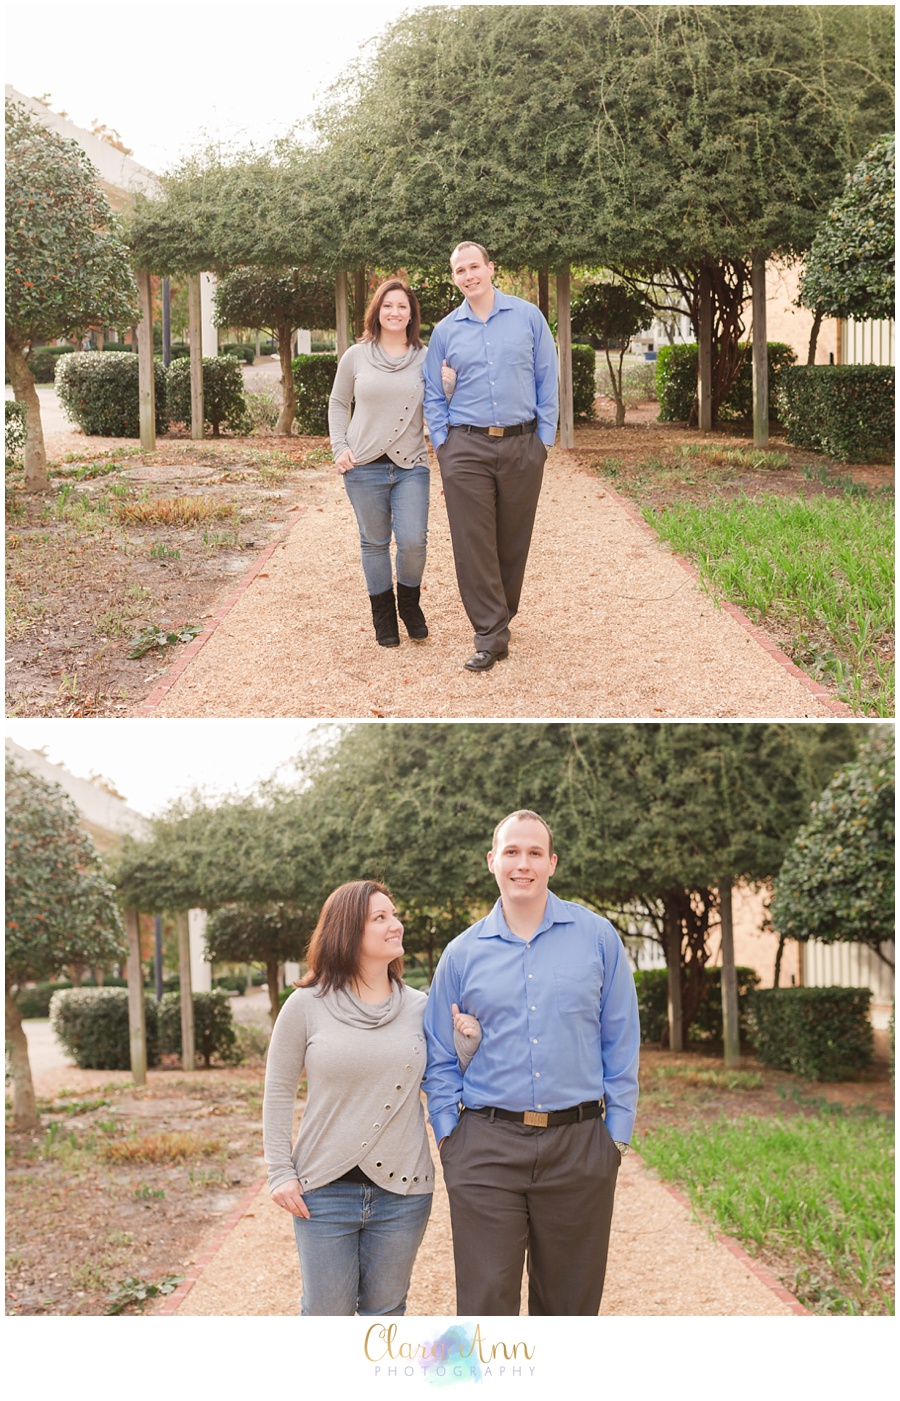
top-left (423, 242), bottom-right (559, 671)
top-left (422, 810), bottom-right (640, 1316)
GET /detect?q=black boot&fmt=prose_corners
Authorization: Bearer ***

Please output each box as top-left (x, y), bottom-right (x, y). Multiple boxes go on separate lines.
top-left (396, 582), bottom-right (429, 639)
top-left (369, 588), bottom-right (400, 647)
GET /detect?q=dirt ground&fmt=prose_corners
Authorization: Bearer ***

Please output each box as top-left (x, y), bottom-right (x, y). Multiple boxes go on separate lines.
top-left (5, 389), bottom-right (891, 717)
top-left (6, 1043), bottom-right (892, 1317)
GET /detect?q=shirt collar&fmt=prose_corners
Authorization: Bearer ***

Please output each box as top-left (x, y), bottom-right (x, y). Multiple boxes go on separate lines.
top-left (452, 288), bottom-right (514, 323)
top-left (479, 889), bottom-right (575, 942)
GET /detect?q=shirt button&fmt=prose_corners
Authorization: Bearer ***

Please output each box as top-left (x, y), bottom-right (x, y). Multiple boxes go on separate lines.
top-left (532, 1039), bottom-right (538, 1044)
top-left (531, 1005), bottom-right (536, 1011)
top-left (535, 1072), bottom-right (541, 1078)
top-left (528, 974), bottom-right (533, 979)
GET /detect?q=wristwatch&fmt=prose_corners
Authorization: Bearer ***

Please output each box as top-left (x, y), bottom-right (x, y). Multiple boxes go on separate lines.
top-left (614, 1141), bottom-right (630, 1156)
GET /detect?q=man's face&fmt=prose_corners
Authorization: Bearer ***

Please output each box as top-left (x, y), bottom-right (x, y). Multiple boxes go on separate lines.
top-left (451, 245), bottom-right (495, 301)
top-left (487, 817), bottom-right (558, 910)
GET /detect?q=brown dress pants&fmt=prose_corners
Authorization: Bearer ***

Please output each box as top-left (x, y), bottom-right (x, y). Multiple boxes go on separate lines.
top-left (439, 1108), bottom-right (621, 1316)
top-left (437, 427), bottom-right (547, 653)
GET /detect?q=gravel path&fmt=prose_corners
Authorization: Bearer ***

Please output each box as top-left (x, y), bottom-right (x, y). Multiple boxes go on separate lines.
top-left (162, 1116), bottom-right (803, 1317)
top-left (141, 447), bottom-right (839, 719)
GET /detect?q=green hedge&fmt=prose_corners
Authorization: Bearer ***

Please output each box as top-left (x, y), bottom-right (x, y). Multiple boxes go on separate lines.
top-left (572, 343), bottom-right (597, 421)
top-left (15, 977), bottom-right (137, 1019)
top-left (50, 988), bottom-right (160, 1070)
top-left (634, 966), bottom-right (761, 1044)
top-left (55, 351), bottom-right (168, 437)
top-left (656, 342), bottom-right (797, 422)
top-left (291, 353), bottom-right (338, 434)
top-left (221, 342), bottom-right (256, 364)
top-left (775, 365), bottom-right (894, 463)
top-left (28, 345), bottom-right (77, 383)
top-left (6, 399), bottom-right (26, 465)
top-left (166, 355), bottom-right (250, 436)
top-left (157, 989), bottom-right (240, 1067)
top-left (749, 987), bottom-right (874, 1080)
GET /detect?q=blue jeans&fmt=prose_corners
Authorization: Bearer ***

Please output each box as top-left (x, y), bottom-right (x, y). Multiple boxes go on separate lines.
top-left (342, 456), bottom-right (430, 595)
top-left (292, 1181), bottom-right (432, 1316)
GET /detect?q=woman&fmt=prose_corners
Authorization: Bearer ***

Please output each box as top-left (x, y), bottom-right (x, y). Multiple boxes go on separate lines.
top-left (263, 880), bottom-right (479, 1316)
top-left (328, 279), bottom-right (431, 648)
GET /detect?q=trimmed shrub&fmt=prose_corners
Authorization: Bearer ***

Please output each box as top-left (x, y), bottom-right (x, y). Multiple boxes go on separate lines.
top-left (634, 966), bottom-right (761, 1044)
top-left (748, 986), bottom-right (874, 1080)
top-left (6, 399), bottom-right (27, 465)
top-left (775, 365), bottom-right (894, 463)
top-left (15, 976), bottom-right (133, 1019)
top-left (102, 341), bottom-right (134, 352)
top-left (166, 355), bottom-right (250, 436)
top-left (291, 353), bottom-right (338, 434)
top-left (27, 344), bottom-right (76, 383)
top-left (221, 342), bottom-right (256, 365)
top-left (55, 351), bottom-right (168, 436)
top-left (572, 343), bottom-right (597, 421)
top-left (656, 342), bottom-right (797, 422)
top-left (213, 973), bottom-right (247, 995)
top-left (50, 988), bottom-right (160, 1070)
top-left (157, 989), bottom-right (239, 1067)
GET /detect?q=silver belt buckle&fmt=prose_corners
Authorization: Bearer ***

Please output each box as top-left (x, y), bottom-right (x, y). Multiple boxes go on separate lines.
top-left (488, 425), bottom-right (504, 437)
top-left (523, 1110), bottom-right (548, 1127)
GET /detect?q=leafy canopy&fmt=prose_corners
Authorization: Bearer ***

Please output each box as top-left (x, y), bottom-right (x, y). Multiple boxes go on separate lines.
top-left (5, 99), bottom-right (139, 353)
top-left (799, 134), bottom-right (895, 321)
top-left (5, 758), bottom-right (127, 989)
top-left (770, 729), bottom-right (894, 956)
top-left (213, 266), bottom-right (335, 334)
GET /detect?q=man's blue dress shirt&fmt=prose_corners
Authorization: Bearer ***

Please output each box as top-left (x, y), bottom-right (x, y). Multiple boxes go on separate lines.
top-left (422, 890), bottom-right (640, 1148)
top-left (423, 290), bottom-right (559, 450)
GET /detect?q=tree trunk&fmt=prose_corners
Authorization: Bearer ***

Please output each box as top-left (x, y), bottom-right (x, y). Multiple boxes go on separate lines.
top-left (538, 266), bottom-right (550, 321)
top-left (664, 905), bottom-right (683, 1052)
top-left (266, 957), bottom-right (281, 1030)
top-left (806, 308), bottom-right (824, 365)
top-left (605, 345), bottom-right (626, 427)
top-left (275, 320), bottom-right (296, 435)
top-left (6, 341), bottom-right (49, 491)
top-left (773, 932), bottom-right (786, 988)
top-left (6, 989), bottom-right (38, 1130)
top-left (719, 879), bottom-right (740, 1069)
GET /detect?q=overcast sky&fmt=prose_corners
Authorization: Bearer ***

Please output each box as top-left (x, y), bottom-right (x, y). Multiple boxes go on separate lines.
top-left (4, 717), bottom-right (339, 814)
top-left (5, 0), bottom-right (443, 171)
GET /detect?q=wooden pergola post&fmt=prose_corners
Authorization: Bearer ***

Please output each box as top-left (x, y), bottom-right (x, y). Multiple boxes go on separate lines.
top-left (188, 274), bottom-right (204, 440)
top-left (125, 907), bottom-right (147, 1086)
top-left (665, 909), bottom-right (683, 1053)
top-left (136, 270), bottom-right (156, 452)
top-left (697, 261), bottom-right (713, 433)
top-left (751, 252), bottom-right (769, 447)
top-left (354, 268), bottom-right (367, 340)
top-left (335, 269), bottom-right (351, 360)
top-left (720, 879), bottom-right (741, 1068)
top-left (177, 911), bottom-right (195, 1071)
top-left (556, 263), bottom-right (574, 449)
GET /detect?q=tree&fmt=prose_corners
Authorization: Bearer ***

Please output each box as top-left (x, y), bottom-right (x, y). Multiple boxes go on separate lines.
top-left (6, 758), bottom-right (127, 1129)
top-left (571, 282), bottom-right (651, 425)
top-left (204, 903), bottom-right (315, 1028)
top-left (213, 267), bottom-right (335, 434)
top-left (770, 728), bottom-right (894, 969)
top-left (5, 99), bottom-right (140, 490)
top-left (799, 134), bottom-right (895, 323)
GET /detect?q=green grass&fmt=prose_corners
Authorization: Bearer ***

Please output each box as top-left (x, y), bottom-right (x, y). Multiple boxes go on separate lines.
top-left (635, 1105), bottom-right (894, 1314)
top-left (644, 492), bottom-right (894, 715)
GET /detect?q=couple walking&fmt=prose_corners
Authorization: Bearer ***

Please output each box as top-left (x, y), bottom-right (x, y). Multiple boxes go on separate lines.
top-left (328, 241), bottom-right (559, 671)
top-left (262, 810), bottom-right (640, 1317)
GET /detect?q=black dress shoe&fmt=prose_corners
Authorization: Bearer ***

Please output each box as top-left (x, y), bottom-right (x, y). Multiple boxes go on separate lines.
top-left (464, 648), bottom-right (509, 672)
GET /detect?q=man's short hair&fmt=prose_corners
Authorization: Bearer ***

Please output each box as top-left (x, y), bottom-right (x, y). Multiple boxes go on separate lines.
top-left (450, 240), bottom-right (491, 267)
top-left (491, 810), bottom-right (555, 857)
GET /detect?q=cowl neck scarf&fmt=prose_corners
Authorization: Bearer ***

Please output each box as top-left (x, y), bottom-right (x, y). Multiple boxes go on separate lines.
top-left (365, 340), bottom-right (420, 373)
top-left (324, 981), bottom-right (404, 1029)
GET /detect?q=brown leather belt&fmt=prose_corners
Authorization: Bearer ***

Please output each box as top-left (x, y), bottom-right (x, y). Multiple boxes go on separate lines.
top-left (455, 418), bottom-right (537, 438)
top-left (466, 1100), bottom-right (602, 1128)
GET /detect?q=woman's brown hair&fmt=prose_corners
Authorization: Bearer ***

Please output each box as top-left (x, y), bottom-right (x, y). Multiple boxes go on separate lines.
top-left (362, 279), bottom-right (423, 348)
top-left (299, 880), bottom-right (404, 995)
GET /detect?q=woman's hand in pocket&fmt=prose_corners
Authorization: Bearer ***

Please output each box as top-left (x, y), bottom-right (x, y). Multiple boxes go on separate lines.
top-left (334, 449), bottom-right (357, 475)
top-left (272, 1178), bottom-right (310, 1218)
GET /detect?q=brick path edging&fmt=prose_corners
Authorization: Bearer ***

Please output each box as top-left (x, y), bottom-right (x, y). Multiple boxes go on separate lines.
top-left (631, 1150), bottom-right (812, 1316)
top-left (132, 509), bottom-right (309, 717)
top-left (569, 452), bottom-right (855, 718)
top-left (155, 1175), bottom-right (268, 1315)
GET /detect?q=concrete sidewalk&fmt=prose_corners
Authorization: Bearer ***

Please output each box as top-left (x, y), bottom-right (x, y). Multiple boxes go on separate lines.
top-left (136, 448), bottom-right (845, 720)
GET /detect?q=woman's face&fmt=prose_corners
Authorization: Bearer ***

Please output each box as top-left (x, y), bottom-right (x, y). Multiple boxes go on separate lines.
top-left (359, 891), bottom-right (404, 967)
top-left (378, 290), bottom-right (411, 336)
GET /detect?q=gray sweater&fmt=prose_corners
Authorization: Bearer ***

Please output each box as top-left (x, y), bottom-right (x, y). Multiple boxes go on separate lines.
top-left (263, 981), bottom-right (478, 1198)
top-left (328, 341), bottom-right (428, 469)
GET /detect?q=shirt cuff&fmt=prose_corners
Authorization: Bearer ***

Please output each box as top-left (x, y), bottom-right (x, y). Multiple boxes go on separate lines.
top-left (604, 1110), bottom-right (635, 1144)
top-left (431, 1109), bottom-right (461, 1145)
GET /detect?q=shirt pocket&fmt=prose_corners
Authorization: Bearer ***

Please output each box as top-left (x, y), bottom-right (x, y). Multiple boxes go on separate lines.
top-left (554, 967), bottom-right (602, 1020)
